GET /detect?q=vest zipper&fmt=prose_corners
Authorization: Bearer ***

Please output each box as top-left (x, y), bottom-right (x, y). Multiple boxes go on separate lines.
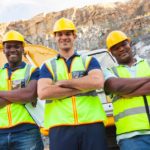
top-left (7, 76), bottom-right (12, 126)
top-left (63, 58), bottom-right (78, 124)
top-left (68, 72), bottom-right (78, 124)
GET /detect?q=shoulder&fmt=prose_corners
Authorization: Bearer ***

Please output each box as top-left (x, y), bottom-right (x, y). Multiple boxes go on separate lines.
top-left (40, 57), bottom-right (57, 68)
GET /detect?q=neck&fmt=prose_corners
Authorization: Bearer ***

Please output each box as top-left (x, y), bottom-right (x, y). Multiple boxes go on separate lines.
top-left (8, 62), bottom-right (22, 69)
top-left (127, 58), bottom-right (136, 66)
top-left (120, 57), bottom-right (136, 67)
top-left (59, 49), bottom-right (74, 59)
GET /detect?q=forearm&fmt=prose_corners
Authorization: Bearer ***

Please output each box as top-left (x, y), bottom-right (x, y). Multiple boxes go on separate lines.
top-left (105, 77), bottom-right (150, 95)
top-left (57, 71), bottom-right (104, 91)
top-left (0, 89), bottom-right (37, 104)
top-left (58, 77), bottom-right (102, 91)
top-left (38, 84), bottom-right (81, 100)
top-left (0, 98), bottom-right (10, 108)
top-left (123, 82), bottom-right (150, 97)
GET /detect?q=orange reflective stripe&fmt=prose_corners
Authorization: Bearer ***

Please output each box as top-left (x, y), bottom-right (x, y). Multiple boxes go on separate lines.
top-left (70, 57), bottom-right (76, 71)
top-left (85, 56), bottom-right (92, 69)
top-left (72, 96), bottom-right (78, 124)
top-left (7, 78), bottom-right (12, 126)
top-left (61, 59), bottom-right (69, 79)
top-left (68, 73), bottom-right (72, 79)
top-left (7, 104), bottom-right (12, 126)
top-left (69, 61), bottom-right (78, 124)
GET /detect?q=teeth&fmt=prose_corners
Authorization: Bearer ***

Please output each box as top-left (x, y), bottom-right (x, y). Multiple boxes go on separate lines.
top-left (10, 54), bottom-right (17, 57)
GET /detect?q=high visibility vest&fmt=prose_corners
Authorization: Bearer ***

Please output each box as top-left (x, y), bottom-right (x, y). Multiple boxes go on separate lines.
top-left (110, 60), bottom-right (150, 135)
top-left (44, 55), bottom-right (106, 129)
top-left (0, 64), bottom-right (37, 128)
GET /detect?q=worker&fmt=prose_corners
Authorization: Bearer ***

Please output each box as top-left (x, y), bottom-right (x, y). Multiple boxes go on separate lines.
top-left (104, 30), bottom-right (150, 150)
top-left (0, 30), bottom-right (44, 150)
top-left (38, 17), bottom-right (108, 150)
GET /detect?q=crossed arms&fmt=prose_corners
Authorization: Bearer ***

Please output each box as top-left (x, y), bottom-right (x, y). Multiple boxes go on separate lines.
top-left (104, 77), bottom-right (150, 97)
top-left (0, 80), bottom-right (37, 108)
top-left (38, 69), bottom-right (104, 100)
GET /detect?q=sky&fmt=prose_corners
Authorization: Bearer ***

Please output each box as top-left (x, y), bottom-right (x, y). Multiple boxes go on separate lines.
top-left (0, 0), bottom-right (128, 23)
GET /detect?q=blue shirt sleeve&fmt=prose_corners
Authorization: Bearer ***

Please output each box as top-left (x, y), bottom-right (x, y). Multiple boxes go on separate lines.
top-left (39, 64), bottom-right (53, 79)
top-left (86, 57), bottom-right (101, 73)
top-left (30, 68), bottom-right (39, 81)
top-left (103, 68), bottom-right (117, 81)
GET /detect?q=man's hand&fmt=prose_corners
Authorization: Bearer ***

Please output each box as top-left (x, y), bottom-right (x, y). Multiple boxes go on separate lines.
top-left (31, 99), bottom-right (37, 107)
top-left (0, 98), bottom-right (9, 108)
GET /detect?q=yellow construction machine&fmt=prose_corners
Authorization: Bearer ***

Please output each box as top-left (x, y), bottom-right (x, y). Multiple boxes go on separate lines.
top-left (0, 43), bottom-right (57, 66)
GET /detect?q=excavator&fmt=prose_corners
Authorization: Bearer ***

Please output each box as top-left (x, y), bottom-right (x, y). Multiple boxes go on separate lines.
top-left (0, 43), bottom-right (57, 67)
top-left (0, 43), bottom-right (118, 150)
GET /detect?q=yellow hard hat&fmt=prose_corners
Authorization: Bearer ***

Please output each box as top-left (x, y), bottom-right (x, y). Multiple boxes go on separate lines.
top-left (53, 17), bottom-right (77, 34)
top-left (106, 30), bottom-right (130, 50)
top-left (2, 30), bottom-right (25, 46)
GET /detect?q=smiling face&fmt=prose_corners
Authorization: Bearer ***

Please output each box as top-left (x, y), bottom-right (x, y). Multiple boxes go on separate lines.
top-left (54, 30), bottom-right (76, 52)
top-left (3, 41), bottom-right (24, 67)
top-left (110, 40), bottom-right (133, 65)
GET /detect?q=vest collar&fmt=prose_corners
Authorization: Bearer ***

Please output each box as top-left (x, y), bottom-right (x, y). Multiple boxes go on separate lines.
top-left (56, 52), bottom-right (80, 60)
top-left (118, 56), bottom-right (144, 67)
top-left (3, 61), bottom-right (26, 71)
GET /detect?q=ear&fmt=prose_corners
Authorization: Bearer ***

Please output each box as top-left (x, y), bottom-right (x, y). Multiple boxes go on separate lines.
top-left (129, 41), bottom-right (132, 47)
top-left (3, 49), bottom-right (6, 54)
top-left (73, 33), bottom-right (77, 39)
top-left (22, 48), bottom-right (25, 55)
top-left (110, 50), bottom-right (115, 57)
top-left (3, 43), bottom-right (6, 54)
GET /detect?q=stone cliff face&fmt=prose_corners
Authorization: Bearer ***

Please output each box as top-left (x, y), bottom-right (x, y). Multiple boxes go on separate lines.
top-left (0, 0), bottom-right (149, 51)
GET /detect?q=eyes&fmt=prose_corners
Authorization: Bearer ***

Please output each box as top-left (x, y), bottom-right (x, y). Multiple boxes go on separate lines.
top-left (111, 41), bottom-right (129, 52)
top-left (55, 31), bottom-right (74, 37)
top-left (4, 44), bottom-right (22, 50)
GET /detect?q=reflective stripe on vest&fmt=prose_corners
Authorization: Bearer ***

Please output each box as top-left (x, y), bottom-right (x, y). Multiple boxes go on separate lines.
top-left (24, 64), bottom-right (32, 85)
top-left (0, 64), bottom-right (36, 128)
top-left (111, 60), bottom-right (150, 135)
top-left (114, 106), bottom-right (150, 122)
top-left (44, 55), bottom-right (106, 129)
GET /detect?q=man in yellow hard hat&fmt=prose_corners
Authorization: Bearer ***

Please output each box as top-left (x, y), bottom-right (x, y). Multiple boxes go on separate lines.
top-left (38, 17), bottom-right (108, 150)
top-left (104, 30), bottom-right (150, 150)
top-left (0, 30), bottom-right (44, 150)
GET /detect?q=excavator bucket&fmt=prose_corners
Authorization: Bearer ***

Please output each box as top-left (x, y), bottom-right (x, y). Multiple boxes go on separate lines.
top-left (0, 43), bottom-right (58, 67)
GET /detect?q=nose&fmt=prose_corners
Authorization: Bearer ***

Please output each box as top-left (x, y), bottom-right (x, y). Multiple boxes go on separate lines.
top-left (60, 34), bottom-right (68, 39)
top-left (118, 45), bottom-right (124, 52)
top-left (4, 46), bottom-right (17, 55)
top-left (9, 47), bottom-right (18, 53)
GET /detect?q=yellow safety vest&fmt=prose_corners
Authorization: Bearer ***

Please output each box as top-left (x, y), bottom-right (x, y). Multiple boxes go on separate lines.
top-left (44, 55), bottom-right (106, 129)
top-left (111, 60), bottom-right (150, 135)
top-left (0, 64), bottom-right (37, 128)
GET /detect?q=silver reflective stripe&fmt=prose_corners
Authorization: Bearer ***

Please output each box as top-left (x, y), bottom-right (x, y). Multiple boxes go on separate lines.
top-left (81, 55), bottom-right (87, 69)
top-left (77, 91), bottom-right (97, 97)
top-left (114, 106), bottom-right (150, 122)
top-left (147, 60), bottom-right (150, 67)
top-left (46, 100), bottom-right (53, 103)
top-left (113, 95), bottom-right (121, 102)
top-left (46, 58), bottom-right (57, 103)
top-left (50, 58), bottom-right (57, 81)
top-left (111, 66), bottom-right (119, 77)
top-left (24, 64), bottom-right (32, 86)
